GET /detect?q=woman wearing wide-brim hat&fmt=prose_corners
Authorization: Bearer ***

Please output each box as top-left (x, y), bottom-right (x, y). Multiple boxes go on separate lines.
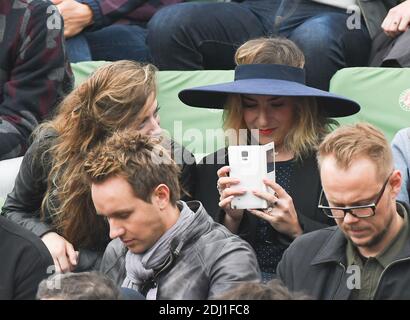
top-left (179, 38), bottom-right (361, 282)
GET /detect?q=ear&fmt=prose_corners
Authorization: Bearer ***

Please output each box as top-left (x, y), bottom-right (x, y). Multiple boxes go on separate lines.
top-left (389, 169), bottom-right (402, 200)
top-left (152, 184), bottom-right (170, 210)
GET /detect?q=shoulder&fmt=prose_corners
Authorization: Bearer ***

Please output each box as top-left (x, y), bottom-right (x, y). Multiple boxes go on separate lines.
top-left (392, 128), bottom-right (410, 148)
top-left (0, 216), bottom-right (52, 264)
top-left (193, 220), bottom-right (255, 260)
top-left (283, 226), bottom-right (338, 261)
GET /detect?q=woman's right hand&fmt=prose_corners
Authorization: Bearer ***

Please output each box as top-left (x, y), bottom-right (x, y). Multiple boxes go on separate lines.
top-left (41, 232), bottom-right (79, 273)
top-left (217, 166), bottom-right (246, 223)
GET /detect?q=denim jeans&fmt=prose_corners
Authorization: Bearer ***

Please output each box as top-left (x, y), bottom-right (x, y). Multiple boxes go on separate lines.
top-left (66, 24), bottom-right (150, 63)
top-left (147, 0), bottom-right (371, 90)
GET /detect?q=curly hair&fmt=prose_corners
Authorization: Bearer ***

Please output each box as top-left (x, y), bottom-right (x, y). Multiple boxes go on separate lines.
top-left (36, 60), bottom-right (157, 249)
top-left (84, 131), bottom-right (181, 206)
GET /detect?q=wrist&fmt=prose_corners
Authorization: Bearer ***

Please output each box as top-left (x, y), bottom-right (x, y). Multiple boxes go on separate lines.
top-left (80, 3), bottom-right (94, 27)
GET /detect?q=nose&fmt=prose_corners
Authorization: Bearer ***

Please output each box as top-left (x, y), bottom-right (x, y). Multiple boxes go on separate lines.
top-left (256, 108), bottom-right (270, 127)
top-left (108, 219), bottom-right (125, 239)
top-left (343, 210), bottom-right (360, 225)
top-left (148, 116), bottom-right (162, 136)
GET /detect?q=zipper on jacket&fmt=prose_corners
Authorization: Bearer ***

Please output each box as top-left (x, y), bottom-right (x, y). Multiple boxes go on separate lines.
top-left (373, 257), bottom-right (410, 299)
top-left (330, 262), bottom-right (346, 300)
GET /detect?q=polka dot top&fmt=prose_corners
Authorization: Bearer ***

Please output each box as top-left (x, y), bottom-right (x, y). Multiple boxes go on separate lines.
top-left (254, 159), bottom-right (294, 282)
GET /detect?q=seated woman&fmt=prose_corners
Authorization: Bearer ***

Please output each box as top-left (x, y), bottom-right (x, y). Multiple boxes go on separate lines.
top-left (1, 60), bottom-right (196, 273)
top-left (179, 38), bottom-right (360, 281)
top-left (392, 127), bottom-right (410, 206)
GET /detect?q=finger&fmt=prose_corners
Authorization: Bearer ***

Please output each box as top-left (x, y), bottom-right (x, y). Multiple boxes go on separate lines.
top-left (52, 258), bottom-right (62, 273)
top-left (221, 187), bottom-right (246, 200)
top-left (65, 242), bottom-right (78, 266)
top-left (219, 195), bottom-right (234, 208)
top-left (248, 209), bottom-right (276, 222)
top-left (398, 15), bottom-right (410, 32)
top-left (56, 254), bottom-right (72, 273)
top-left (252, 189), bottom-right (279, 204)
top-left (262, 179), bottom-right (289, 198)
top-left (217, 166), bottom-right (230, 178)
top-left (218, 176), bottom-right (240, 188)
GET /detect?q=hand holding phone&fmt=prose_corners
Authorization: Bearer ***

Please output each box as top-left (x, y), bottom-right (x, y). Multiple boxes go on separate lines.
top-left (228, 143), bottom-right (275, 210)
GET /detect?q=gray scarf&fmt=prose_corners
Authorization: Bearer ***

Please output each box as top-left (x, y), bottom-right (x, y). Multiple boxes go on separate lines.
top-left (122, 201), bottom-right (201, 292)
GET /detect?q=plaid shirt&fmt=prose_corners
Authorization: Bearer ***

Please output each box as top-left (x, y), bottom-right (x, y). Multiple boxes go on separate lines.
top-left (79, 0), bottom-right (184, 30)
top-left (0, 0), bottom-right (73, 160)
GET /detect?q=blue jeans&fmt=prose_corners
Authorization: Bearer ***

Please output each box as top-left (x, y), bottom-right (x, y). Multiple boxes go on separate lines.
top-left (66, 24), bottom-right (150, 63)
top-left (147, 0), bottom-right (371, 90)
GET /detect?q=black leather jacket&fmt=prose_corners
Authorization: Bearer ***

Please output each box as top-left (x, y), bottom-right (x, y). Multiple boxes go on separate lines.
top-left (100, 201), bottom-right (261, 299)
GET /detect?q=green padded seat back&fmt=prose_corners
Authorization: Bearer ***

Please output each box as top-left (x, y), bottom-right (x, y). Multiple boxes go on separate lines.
top-left (330, 67), bottom-right (410, 141)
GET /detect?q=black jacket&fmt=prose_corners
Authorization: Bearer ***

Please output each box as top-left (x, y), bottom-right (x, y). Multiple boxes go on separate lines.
top-left (100, 201), bottom-right (261, 299)
top-left (1, 130), bottom-right (196, 270)
top-left (277, 202), bottom-right (410, 299)
top-left (194, 148), bottom-right (334, 247)
top-left (0, 215), bottom-right (53, 299)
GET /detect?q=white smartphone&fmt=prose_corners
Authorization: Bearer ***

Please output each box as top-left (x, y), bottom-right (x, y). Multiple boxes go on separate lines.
top-left (228, 143), bottom-right (275, 210)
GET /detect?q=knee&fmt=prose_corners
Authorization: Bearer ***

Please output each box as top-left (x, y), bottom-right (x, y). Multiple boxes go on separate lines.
top-left (290, 13), bottom-right (369, 52)
top-left (148, 3), bottom-right (205, 36)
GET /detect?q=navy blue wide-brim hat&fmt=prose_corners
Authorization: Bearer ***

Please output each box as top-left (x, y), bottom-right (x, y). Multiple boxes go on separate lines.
top-left (178, 64), bottom-right (360, 117)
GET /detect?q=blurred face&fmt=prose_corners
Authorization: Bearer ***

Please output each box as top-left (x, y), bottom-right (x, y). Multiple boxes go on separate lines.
top-left (91, 175), bottom-right (169, 254)
top-left (241, 95), bottom-right (295, 146)
top-left (135, 92), bottom-right (162, 136)
top-left (320, 156), bottom-right (402, 256)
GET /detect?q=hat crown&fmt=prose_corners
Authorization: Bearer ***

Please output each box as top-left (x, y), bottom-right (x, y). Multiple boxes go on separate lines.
top-left (234, 64), bottom-right (306, 85)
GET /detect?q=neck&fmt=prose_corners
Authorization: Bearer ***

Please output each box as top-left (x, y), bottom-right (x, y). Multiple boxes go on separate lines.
top-left (275, 145), bottom-right (295, 162)
top-left (163, 204), bottom-right (181, 232)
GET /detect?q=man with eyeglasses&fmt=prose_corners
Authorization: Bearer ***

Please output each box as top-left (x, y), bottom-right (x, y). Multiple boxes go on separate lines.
top-left (277, 123), bottom-right (410, 299)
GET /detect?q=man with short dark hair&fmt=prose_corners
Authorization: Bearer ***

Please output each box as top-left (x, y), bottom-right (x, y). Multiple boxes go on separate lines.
top-left (0, 0), bottom-right (73, 160)
top-left (84, 131), bottom-right (261, 299)
top-left (277, 123), bottom-right (410, 299)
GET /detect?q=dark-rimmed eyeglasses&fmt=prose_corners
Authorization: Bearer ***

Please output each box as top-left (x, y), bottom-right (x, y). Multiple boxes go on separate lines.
top-left (318, 172), bottom-right (393, 219)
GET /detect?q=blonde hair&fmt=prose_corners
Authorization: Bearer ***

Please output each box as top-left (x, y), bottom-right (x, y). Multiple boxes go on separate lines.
top-left (317, 123), bottom-right (393, 182)
top-left (235, 37), bottom-right (305, 67)
top-left (37, 60), bottom-right (157, 249)
top-left (84, 131), bottom-right (181, 206)
top-left (223, 37), bottom-right (335, 159)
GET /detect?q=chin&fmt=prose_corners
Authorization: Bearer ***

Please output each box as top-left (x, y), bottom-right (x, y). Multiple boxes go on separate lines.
top-left (259, 136), bottom-right (275, 145)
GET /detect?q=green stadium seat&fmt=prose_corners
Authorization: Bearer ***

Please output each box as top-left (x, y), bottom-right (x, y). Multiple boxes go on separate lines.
top-left (329, 67), bottom-right (410, 141)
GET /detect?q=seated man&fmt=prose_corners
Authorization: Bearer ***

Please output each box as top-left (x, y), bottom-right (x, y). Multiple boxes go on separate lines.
top-left (277, 123), bottom-right (410, 299)
top-left (0, 0), bottom-right (73, 160)
top-left (52, 0), bottom-right (183, 62)
top-left (147, 0), bottom-right (376, 90)
top-left (84, 131), bottom-right (260, 299)
top-left (0, 215), bottom-right (53, 299)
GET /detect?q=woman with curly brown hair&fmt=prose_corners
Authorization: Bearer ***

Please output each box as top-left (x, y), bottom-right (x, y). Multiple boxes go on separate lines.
top-left (2, 60), bottom-right (196, 273)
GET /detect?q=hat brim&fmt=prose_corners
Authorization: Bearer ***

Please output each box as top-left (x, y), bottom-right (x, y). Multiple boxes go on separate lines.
top-left (179, 79), bottom-right (360, 117)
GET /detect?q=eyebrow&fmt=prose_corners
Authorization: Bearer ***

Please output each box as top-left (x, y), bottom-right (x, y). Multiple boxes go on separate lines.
top-left (97, 209), bottom-right (133, 218)
top-left (329, 193), bottom-right (378, 207)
